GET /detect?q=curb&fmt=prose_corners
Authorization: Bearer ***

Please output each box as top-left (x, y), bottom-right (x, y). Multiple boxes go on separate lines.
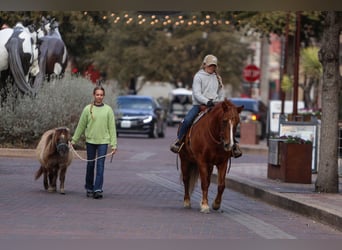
top-left (217, 176), bottom-right (342, 231)
top-left (0, 148), bottom-right (36, 158)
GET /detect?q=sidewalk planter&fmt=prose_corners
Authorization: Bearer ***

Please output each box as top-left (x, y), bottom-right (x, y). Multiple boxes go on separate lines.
top-left (267, 136), bottom-right (312, 184)
top-left (240, 121), bottom-right (259, 145)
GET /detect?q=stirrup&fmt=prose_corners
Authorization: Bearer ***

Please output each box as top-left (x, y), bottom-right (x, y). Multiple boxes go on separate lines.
top-left (170, 139), bottom-right (184, 153)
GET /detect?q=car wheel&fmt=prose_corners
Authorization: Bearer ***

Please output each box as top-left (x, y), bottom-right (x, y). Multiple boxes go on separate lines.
top-left (148, 122), bottom-right (158, 138)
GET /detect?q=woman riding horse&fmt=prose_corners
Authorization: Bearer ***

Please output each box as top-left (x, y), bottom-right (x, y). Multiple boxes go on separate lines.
top-left (170, 54), bottom-right (242, 158)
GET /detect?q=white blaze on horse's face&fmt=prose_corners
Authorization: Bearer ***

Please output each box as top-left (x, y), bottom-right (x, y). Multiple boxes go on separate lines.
top-left (222, 119), bottom-right (234, 152)
top-left (229, 120), bottom-right (234, 149)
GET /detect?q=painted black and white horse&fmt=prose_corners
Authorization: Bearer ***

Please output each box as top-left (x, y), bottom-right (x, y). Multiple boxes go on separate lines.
top-left (0, 22), bottom-right (40, 96)
top-left (37, 17), bottom-right (68, 82)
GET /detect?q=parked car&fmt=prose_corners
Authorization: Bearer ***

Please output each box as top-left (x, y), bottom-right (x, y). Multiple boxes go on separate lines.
top-left (166, 88), bottom-right (192, 126)
top-left (115, 95), bottom-right (166, 138)
top-left (230, 97), bottom-right (268, 140)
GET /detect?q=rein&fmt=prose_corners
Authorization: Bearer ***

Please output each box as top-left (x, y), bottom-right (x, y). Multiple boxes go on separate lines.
top-left (206, 116), bottom-right (223, 145)
top-left (206, 108), bottom-right (229, 145)
top-left (68, 141), bottom-right (113, 162)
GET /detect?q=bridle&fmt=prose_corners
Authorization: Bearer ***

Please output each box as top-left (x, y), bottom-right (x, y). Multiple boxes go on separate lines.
top-left (206, 108), bottom-right (235, 150)
top-left (207, 116), bottom-right (227, 145)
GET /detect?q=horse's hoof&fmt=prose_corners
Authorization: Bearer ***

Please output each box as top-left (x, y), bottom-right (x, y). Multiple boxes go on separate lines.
top-left (183, 201), bottom-right (191, 209)
top-left (60, 190), bottom-right (65, 195)
top-left (200, 205), bottom-right (210, 213)
top-left (48, 187), bottom-right (56, 192)
top-left (212, 202), bottom-right (221, 210)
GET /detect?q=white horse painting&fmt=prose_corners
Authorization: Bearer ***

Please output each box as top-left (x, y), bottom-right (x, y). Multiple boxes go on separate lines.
top-left (0, 22), bottom-right (40, 96)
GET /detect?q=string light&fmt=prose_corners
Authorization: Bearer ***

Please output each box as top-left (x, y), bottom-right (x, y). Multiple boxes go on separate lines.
top-left (104, 12), bottom-right (239, 29)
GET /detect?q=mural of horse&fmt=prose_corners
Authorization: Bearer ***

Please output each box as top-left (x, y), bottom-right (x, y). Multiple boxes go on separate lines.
top-left (178, 99), bottom-right (243, 213)
top-left (37, 17), bottom-right (68, 82)
top-left (0, 22), bottom-right (40, 96)
top-left (35, 127), bottom-right (73, 194)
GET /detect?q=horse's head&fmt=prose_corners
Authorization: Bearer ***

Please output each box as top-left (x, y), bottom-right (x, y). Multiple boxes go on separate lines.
top-left (53, 127), bottom-right (71, 157)
top-left (219, 99), bottom-right (243, 152)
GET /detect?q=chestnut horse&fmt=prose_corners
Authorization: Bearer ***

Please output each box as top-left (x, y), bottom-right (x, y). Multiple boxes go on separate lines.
top-left (35, 127), bottom-right (73, 194)
top-left (178, 98), bottom-right (243, 213)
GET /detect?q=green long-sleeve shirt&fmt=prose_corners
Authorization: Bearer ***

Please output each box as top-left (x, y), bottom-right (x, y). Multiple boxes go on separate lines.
top-left (71, 103), bottom-right (117, 149)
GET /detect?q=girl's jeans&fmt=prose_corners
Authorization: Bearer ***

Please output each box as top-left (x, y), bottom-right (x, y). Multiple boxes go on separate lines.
top-left (85, 143), bottom-right (108, 193)
top-left (177, 105), bottom-right (200, 140)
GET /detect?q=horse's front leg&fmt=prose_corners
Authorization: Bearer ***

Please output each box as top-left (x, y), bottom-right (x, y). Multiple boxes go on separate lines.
top-left (181, 162), bottom-right (191, 209)
top-left (212, 161), bottom-right (228, 211)
top-left (59, 166), bottom-right (67, 195)
top-left (198, 163), bottom-right (211, 213)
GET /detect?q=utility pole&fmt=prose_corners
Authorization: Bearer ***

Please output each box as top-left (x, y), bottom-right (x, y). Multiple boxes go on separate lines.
top-left (293, 11), bottom-right (302, 116)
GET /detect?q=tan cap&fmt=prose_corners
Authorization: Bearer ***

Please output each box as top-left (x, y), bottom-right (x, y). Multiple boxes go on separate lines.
top-left (203, 54), bottom-right (218, 66)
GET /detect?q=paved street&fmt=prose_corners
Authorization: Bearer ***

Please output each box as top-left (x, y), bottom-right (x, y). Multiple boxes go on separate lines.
top-left (0, 127), bottom-right (341, 239)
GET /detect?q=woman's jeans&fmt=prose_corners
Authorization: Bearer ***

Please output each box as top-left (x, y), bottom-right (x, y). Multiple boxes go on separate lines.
top-left (177, 105), bottom-right (200, 140)
top-left (85, 143), bottom-right (108, 193)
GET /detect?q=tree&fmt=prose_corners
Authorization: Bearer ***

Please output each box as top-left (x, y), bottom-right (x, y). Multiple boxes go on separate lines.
top-left (93, 11), bottom-right (251, 93)
top-left (233, 11), bottom-right (341, 193)
top-left (315, 11), bottom-right (342, 193)
top-left (300, 46), bottom-right (322, 109)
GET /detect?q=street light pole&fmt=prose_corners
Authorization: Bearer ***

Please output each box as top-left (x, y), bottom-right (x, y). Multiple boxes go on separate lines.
top-left (293, 11), bottom-right (302, 116)
top-left (280, 12), bottom-right (290, 115)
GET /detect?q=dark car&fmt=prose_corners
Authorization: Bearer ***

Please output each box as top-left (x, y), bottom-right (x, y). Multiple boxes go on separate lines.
top-left (115, 95), bottom-right (166, 138)
top-left (230, 97), bottom-right (268, 140)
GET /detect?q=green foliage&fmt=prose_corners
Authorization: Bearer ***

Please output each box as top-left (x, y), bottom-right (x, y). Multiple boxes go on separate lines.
top-left (301, 46), bottom-right (322, 78)
top-left (281, 74), bottom-right (292, 92)
top-left (0, 75), bottom-right (117, 148)
top-left (272, 135), bottom-right (312, 144)
top-left (94, 11), bottom-right (251, 90)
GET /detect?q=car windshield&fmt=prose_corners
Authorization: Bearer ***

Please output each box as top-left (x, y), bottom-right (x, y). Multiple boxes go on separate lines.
top-left (117, 98), bottom-right (153, 110)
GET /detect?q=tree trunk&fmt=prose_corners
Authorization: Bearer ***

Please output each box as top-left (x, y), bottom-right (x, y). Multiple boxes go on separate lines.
top-left (315, 11), bottom-right (341, 193)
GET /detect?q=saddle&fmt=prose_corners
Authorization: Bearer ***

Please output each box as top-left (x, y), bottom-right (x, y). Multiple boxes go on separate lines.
top-left (192, 105), bottom-right (212, 124)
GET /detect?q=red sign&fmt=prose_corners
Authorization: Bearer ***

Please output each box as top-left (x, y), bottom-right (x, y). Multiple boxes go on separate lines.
top-left (243, 64), bottom-right (261, 82)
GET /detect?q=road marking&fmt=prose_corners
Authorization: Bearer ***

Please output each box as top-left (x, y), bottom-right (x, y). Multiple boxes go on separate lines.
top-left (138, 173), bottom-right (296, 239)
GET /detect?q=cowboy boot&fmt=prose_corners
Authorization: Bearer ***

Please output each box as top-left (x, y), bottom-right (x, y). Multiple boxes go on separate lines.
top-left (170, 139), bottom-right (181, 153)
top-left (170, 135), bottom-right (185, 154)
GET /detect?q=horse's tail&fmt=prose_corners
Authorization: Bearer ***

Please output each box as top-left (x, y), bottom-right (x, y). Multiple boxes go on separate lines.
top-left (188, 163), bottom-right (199, 194)
top-left (35, 166), bottom-right (44, 180)
top-left (5, 33), bottom-right (36, 95)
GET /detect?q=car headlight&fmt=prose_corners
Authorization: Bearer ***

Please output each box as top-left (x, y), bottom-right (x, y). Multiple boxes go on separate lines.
top-left (143, 116), bottom-right (153, 123)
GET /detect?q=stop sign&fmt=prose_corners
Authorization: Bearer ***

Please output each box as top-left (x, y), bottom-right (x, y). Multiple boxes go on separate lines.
top-left (243, 64), bottom-right (261, 82)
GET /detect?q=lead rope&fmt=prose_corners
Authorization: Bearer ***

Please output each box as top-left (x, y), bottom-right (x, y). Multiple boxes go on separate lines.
top-left (227, 157), bottom-right (232, 174)
top-left (68, 141), bottom-right (113, 162)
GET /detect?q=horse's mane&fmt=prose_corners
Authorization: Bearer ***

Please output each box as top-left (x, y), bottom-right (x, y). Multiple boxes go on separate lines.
top-left (36, 127), bottom-right (70, 163)
top-left (210, 99), bottom-right (237, 115)
top-left (38, 130), bottom-right (57, 160)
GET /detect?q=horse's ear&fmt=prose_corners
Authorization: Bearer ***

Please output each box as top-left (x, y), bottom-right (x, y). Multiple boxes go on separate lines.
top-left (237, 105), bottom-right (244, 114)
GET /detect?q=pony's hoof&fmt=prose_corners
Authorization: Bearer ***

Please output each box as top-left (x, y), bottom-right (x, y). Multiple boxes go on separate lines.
top-left (60, 190), bottom-right (65, 195)
top-left (200, 204), bottom-right (210, 213)
top-left (48, 187), bottom-right (56, 192)
top-left (183, 200), bottom-right (191, 209)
